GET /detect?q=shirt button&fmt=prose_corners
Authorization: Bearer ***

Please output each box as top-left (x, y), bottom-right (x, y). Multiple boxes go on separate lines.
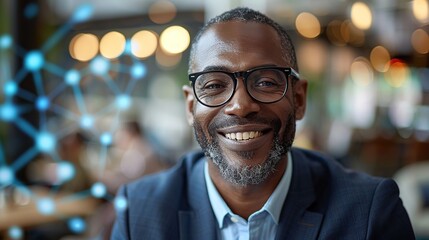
top-left (230, 216), bottom-right (239, 223)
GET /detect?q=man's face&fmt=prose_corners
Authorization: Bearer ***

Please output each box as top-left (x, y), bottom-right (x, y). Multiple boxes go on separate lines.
top-left (184, 21), bottom-right (307, 186)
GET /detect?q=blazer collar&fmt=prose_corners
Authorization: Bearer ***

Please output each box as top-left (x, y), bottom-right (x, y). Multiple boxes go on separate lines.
top-left (179, 154), bottom-right (218, 240)
top-left (178, 149), bottom-right (324, 240)
top-left (275, 148), bottom-right (324, 240)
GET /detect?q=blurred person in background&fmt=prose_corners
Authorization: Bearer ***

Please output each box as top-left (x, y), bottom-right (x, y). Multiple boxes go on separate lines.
top-left (111, 7), bottom-right (414, 239)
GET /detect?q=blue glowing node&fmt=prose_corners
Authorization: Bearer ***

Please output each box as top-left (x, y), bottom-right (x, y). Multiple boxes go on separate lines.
top-left (36, 96), bottom-right (50, 111)
top-left (114, 196), bottom-right (128, 211)
top-left (0, 167), bottom-right (14, 186)
top-left (116, 95), bottom-right (131, 110)
top-left (4, 81), bottom-right (18, 96)
top-left (91, 182), bottom-right (107, 198)
top-left (24, 51), bottom-right (44, 71)
top-left (0, 35), bottom-right (12, 49)
top-left (57, 162), bottom-right (75, 182)
top-left (124, 40), bottom-right (132, 55)
top-left (0, 103), bottom-right (18, 122)
top-left (100, 132), bottom-right (112, 146)
top-left (80, 115), bottom-right (94, 129)
top-left (37, 197), bottom-right (55, 215)
top-left (65, 69), bottom-right (81, 85)
top-left (8, 226), bottom-right (23, 239)
top-left (68, 217), bottom-right (86, 233)
top-left (131, 63), bottom-right (147, 79)
top-left (24, 3), bottom-right (39, 19)
top-left (90, 57), bottom-right (110, 76)
top-left (72, 4), bottom-right (93, 22)
top-left (36, 132), bottom-right (56, 153)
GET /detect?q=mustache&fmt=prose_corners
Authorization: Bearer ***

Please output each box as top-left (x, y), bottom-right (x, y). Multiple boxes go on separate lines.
top-left (209, 115), bottom-right (281, 132)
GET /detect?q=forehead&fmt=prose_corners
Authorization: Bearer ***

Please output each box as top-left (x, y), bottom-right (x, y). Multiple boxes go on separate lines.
top-left (192, 21), bottom-right (287, 72)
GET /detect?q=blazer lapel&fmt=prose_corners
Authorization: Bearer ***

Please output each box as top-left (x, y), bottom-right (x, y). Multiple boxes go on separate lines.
top-left (178, 156), bottom-right (218, 240)
top-left (275, 149), bottom-right (324, 240)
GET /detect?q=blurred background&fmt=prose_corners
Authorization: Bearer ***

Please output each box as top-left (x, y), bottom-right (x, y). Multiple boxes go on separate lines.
top-left (0, 0), bottom-right (428, 239)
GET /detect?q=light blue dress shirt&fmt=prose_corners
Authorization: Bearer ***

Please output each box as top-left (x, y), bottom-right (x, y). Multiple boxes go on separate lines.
top-left (204, 152), bottom-right (293, 240)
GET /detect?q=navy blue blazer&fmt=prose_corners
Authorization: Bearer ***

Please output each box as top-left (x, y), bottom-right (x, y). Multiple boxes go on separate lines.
top-left (111, 148), bottom-right (415, 239)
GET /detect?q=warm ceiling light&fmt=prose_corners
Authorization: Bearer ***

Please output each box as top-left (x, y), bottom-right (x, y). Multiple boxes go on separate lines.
top-left (100, 31), bottom-right (126, 59)
top-left (413, 0), bottom-right (429, 23)
top-left (295, 12), bottom-right (321, 39)
top-left (131, 30), bottom-right (158, 58)
top-left (69, 33), bottom-right (99, 62)
top-left (351, 2), bottom-right (372, 30)
top-left (159, 26), bottom-right (190, 54)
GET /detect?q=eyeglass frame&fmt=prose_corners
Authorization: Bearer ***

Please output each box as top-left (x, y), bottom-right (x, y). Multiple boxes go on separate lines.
top-left (188, 66), bottom-right (300, 107)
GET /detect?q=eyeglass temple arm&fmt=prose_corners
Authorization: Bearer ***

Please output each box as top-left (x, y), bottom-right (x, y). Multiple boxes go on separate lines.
top-left (290, 68), bottom-right (300, 80)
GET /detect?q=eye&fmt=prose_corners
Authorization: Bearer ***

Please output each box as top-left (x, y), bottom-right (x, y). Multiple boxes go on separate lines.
top-left (203, 80), bottom-right (227, 90)
top-left (254, 77), bottom-right (279, 87)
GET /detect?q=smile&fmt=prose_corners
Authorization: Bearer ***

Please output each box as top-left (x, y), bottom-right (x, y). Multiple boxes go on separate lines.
top-left (224, 131), bottom-right (262, 141)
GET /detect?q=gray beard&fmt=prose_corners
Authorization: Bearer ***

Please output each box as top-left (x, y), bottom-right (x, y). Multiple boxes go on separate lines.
top-left (193, 114), bottom-right (295, 187)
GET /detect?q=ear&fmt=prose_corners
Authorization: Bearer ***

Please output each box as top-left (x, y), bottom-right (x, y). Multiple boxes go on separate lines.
top-left (182, 85), bottom-right (195, 126)
top-left (293, 79), bottom-right (308, 120)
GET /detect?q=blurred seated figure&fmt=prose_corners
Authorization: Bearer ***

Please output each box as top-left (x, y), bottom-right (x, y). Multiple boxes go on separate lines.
top-left (100, 120), bottom-right (170, 194)
top-left (394, 161), bottom-right (429, 240)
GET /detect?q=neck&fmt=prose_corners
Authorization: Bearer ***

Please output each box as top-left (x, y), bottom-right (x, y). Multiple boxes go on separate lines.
top-left (208, 158), bottom-right (287, 219)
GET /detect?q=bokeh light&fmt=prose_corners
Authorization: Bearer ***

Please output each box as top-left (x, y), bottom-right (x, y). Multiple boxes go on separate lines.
top-left (148, 0), bottom-right (177, 24)
top-left (384, 59), bottom-right (410, 88)
top-left (411, 29), bottom-right (429, 54)
top-left (69, 33), bottom-right (99, 61)
top-left (413, 0), bottom-right (429, 23)
top-left (159, 26), bottom-right (190, 54)
top-left (100, 31), bottom-right (126, 59)
top-left (351, 2), bottom-right (372, 30)
top-left (131, 30), bottom-right (158, 59)
top-left (350, 57), bottom-right (374, 86)
top-left (370, 46), bottom-right (391, 72)
top-left (156, 48), bottom-right (182, 69)
top-left (295, 12), bottom-right (321, 39)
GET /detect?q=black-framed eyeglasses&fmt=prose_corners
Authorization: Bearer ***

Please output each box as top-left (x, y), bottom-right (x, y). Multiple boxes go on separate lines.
top-left (188, 66), bottom-right (300, 107)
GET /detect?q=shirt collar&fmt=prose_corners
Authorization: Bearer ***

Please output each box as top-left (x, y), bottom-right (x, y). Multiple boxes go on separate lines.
top-left (204, 152), bottom-right (293, 228)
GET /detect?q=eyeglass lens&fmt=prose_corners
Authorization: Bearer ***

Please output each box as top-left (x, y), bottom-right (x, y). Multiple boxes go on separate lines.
top-left (194, 68), bottom-right (288, 107)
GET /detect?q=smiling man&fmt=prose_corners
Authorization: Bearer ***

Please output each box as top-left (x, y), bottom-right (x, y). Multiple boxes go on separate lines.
top-left (111, 7), bottom-right (414, 240)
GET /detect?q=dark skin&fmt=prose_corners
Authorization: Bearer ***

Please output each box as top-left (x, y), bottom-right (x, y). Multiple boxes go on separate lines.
top-left (183, 21), bottom-right (308, 219)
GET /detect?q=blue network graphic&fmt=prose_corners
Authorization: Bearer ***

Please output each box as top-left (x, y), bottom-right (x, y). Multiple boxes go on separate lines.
top-left (0, 4), bottom-right (140, 237)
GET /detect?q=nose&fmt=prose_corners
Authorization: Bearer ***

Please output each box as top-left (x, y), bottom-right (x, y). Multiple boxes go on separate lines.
top-left (223, 79), bottom-right (260, 117)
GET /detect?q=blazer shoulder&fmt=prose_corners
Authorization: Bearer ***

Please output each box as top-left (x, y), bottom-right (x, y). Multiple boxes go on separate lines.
top-left (124, 150), bottom-right (205, 201)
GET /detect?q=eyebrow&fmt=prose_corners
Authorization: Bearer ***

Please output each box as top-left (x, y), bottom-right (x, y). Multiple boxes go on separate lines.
top-left (202, 64), bottom-right (279, 72)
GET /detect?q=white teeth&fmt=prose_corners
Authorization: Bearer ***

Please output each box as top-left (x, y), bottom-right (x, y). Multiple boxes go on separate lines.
top-left (225, 131), bottom-right (261, 141)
